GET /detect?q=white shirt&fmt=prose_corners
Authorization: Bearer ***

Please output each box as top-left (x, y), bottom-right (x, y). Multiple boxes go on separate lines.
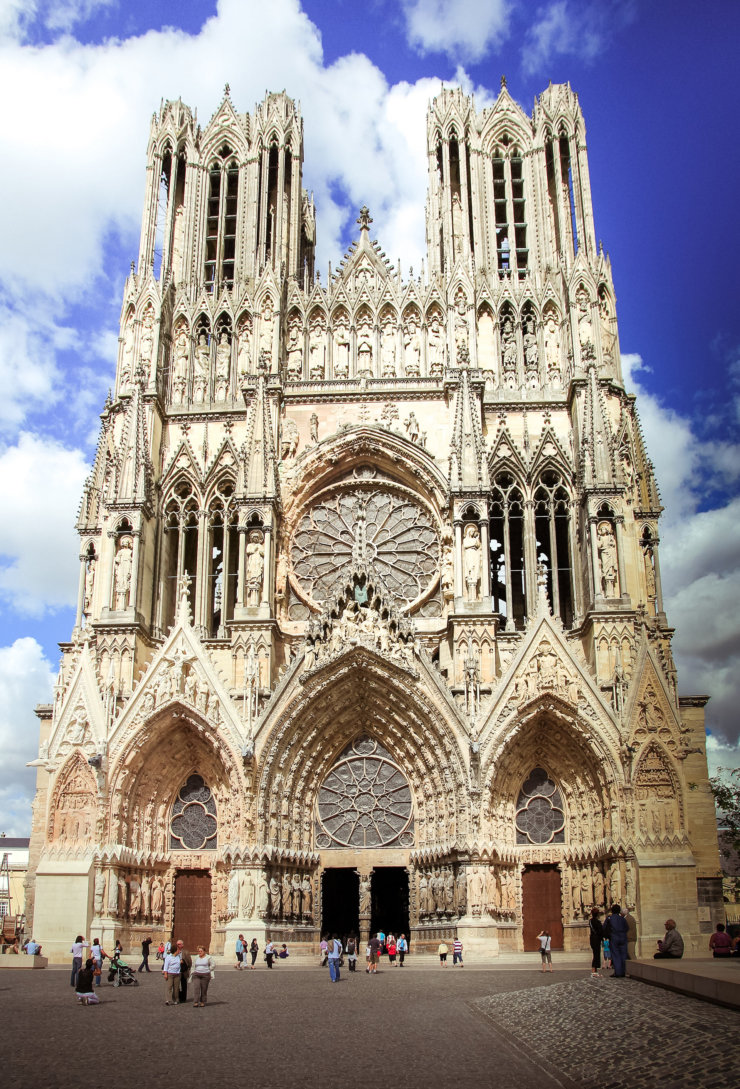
top-left (70, 941), bottom-right (88, 957)
top-left (163, 952), bottom-right (181, 975)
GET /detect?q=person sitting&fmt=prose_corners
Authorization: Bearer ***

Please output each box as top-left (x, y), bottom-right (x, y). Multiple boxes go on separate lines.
top-left (708, 923), bottom-right (732, 957)
top-left (278, 943), bottom-right (289, 959)
top-left (653, 919), bottom-right (684, 959)
top-left (75, 959), bottom-right (100, 1005)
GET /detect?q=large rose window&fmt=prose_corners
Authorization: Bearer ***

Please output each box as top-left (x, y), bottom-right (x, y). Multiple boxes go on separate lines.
top-left (291, 486), bottom-right (440, 609)
top-left (515, 767), bottom-right (565, 845)
top-left (170, 774), bottom-right (218, 850)
top-left (316, 737), bottom-right (414, 849)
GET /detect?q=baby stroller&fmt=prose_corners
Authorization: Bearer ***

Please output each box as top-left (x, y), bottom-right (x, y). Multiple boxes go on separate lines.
top-left (107, 953), bottom-right (139, 987)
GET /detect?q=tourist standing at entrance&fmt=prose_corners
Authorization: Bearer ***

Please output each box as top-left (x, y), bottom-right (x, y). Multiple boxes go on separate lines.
top-left (235, 934), bottom-right (245, 969)
top-left (327, 934), bottom-right (342, 982)
top-left (605, 905), bottom-right (628, 975)
top-left (319, 937), bottom-right (328, 966)
top-left (176, 940), bottom-right (192, 1002)
top-left (139, 936), bottom-right (153, 973)
top-left (387, 935), bottom-right (397, 965)
top-left (589, 908), bottom-right (604, 978)
top-left (192, 945), bottom-right (216, 1006)
top-left (249, 938), bottom-right (259, 968)
top-left (397, 934), bottom-right (408, 966)
top-left (70, 935), bottom-right (89, 988)
top-left (537, 930), bottom-right (553, 972)
top-left (345, 935), bottom-right (357, 971)
top-left (264, 939), bottom-right (275, 968)
top-left (453, 937), bottom-right (463, 966)
top-left (368, 934), bottom-right (381, 973)
top-left (438, 940), bottom-right (448, 965)
top-left (163, 946), bottom-right (181, 1005)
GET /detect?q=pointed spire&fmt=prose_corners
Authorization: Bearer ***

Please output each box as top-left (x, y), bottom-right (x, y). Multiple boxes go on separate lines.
top-left (241, 376), bottom-right (280, 499)
top-left (116, 376), bottom-right (154, 506)
top-left (580, 365), bottom-right (615, 487)
top-left (449, 370), bottom-right (489, 492)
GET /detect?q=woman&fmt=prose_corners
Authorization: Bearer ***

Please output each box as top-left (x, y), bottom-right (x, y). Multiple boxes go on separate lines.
top-left (264, 940), bottom-right (275, 969)
top-left (235, 933), bottom-right (245, 970)
top-left (397, 934), bottom-right (408, 967)
top-left (278, 943), bottom-right (290, 960)
top-left (709, 923), bottom-right (733, 957)
top-left (70, 934), bottom-right (89, 988)
top-left (75, 958), bottom-right (100, 1005)
top-left (588, 908), bottom-right (604, 978)
top-left (537, 930), bottom-right (553, 972)
top-left (191, 945), bottom-right (216, 1006)
top-left (438, 941), bottom-right (448, 966)
top-left (386, 936), bottom-right (397, 966)
top-left (90, 938), bottom-right (108, 988)
top-left (249, 938), bottom-right (259, 968)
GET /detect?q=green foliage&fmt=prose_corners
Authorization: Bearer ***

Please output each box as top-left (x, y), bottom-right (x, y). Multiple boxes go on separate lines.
top-left (710, 767), bottom-right (740, 857)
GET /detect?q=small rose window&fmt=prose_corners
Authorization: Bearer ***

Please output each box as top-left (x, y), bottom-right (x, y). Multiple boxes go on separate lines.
top-left (515, 767), bottom-right (565, 845)
top-left (170, 774), bottom-right (218, 850)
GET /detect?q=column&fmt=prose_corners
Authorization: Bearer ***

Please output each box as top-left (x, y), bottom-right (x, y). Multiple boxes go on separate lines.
top-left (454, 521), bottom-right (463, 600)
top-left (567, 511), bottom-right (581, 622)
top-left (194, 510), bottom-right (208, 632)
top-left (75, 553), bottom-right (86, 628)
top-left (130, 530), bottom-right (142, 615)
top-left (548, 510), bottom-right (561, 618)
top-left (652, 538), bottom-right (665, 615)
top-left (458, 139), bottom-right (471, 260)
top-left (442, 140), bottom-right (453, 271)
top-left (614, 518), bottom-right (629, 603)
top-left (503, 509), bottom-right (514, 630)
top-left (479, 517), bottom-right (491, 601)
top-left (523, 499), bottom-right (538, 618)
top-left (589, 519), bottom-right (602, 602)
top-left (236, 526), bottom-right (247, 607)
top-left (276, 143), bottom-right (286, 270)
top-left (261, 525), bottom-right (272, 608)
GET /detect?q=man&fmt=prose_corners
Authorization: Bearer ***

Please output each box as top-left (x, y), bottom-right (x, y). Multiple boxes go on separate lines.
top-left (622, 908), bottom-right (637, 960)
top-left (327, 933), bottom-right (342, 982)
top-left (654, 919), bottom-right (684, 959)
top-left (264, 939), bottom-right (275, 968)
top-left (605, 904), bottom-right (628, 977)
top-left (138, 936), bottom-right (152, 973)
top-left (25, 938), bottom-right (39, 956)
top-left (162, 944), bottom-right (181, 1005)
top-left (176, 940), bottom-right (192, 1002)
top-left (397, 933), bottom-right (408, 967)
top-left (453, 937), bottom-right (464, 966)
top-left (345, 934), bottom-right (357, 972)
top-left (368, 934), bottom-right (381, 974)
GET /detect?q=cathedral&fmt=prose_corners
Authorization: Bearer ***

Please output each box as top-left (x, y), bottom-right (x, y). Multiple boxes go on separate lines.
top-left (26, 81), bottom-right (722, 960)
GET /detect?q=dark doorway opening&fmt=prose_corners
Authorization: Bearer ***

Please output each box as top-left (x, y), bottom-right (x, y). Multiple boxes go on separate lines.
top-left (371, 867), bottom-right (410, 944)
top-left (173, 869), bottom-right (212, 951)
top-left (321, 868), bottom-right (359, 941)
top-left (521, 864), bottom-right (563, 951)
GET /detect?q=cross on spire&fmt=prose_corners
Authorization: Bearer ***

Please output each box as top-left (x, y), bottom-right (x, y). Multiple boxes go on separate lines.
top-left (357, 206), bottom-right (373, 233)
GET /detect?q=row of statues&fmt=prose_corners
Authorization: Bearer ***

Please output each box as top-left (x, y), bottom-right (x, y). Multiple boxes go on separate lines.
top-left (303, 600), bottom-right (416, 672)
top-left (567, 861), bottom-right (633, 918)
top-left (96, 869), bottom-right (166, 921)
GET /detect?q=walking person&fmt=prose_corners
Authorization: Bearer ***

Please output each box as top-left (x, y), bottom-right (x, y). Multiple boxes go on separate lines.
top-left (368, 933), bottom-right (381, 973)
top-left (163, 944), bottom-right (182, 1005)
top-left (397, 933), bottom-right (408, 966)
top-left (537, 930), bottom-right (553, 972)
top-left (345, 934), bottom-right (358, 972)
top-left (438, 940), bottom-right (448, 966)
top-left (605, 904), bottom-right (629, 976)
top-left (176, 940), bottom-right (192, 1002)
top-left (589, 908), bottom-right (604, 978)
top-left (387, 935), bottom-right (397, 965)
top-left (138, 936), bottom-right (153, 973)
top-left (264, 939), bottom-right (275, 968)
top-left (192, 945), bottom-right (216, 1006)
top-left (70, 935), bottom-right (89, 988)
top-left (453, 937), bottom-right (464, 966)
top-left (249, 937), bottom-right (259, 968)
top-left (91, 938), bottom-right (107, 987)
top-left (319, 936), bottom-right (328, 966)
top-left (235, 933), bottom-right (246, 970)
top-left (327, 934), bottom-right (342, 982)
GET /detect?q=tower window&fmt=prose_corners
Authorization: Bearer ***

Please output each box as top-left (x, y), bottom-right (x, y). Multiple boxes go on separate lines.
top-left (489, 472), bottom-right (526, 629)
top-left (492, 145), bottom-right (528, 277)
top-left (204, 150), bottom-right (239, 293)
top-left (534, 470), bottom-right (574, 627)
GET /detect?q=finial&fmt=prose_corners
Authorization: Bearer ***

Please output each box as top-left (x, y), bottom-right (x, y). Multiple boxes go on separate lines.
top-left (357, 206), bottom-right (373, 233)
top-left (500, 74), bottom-right (507, 89)
top-left (224, 82), bottom-right (230, 97)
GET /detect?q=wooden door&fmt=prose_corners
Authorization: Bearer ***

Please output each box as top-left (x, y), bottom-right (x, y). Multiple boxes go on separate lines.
top-left (521, 865), bottom-right (563, 951)
top-left (173, 870), bottom-right (212, 951)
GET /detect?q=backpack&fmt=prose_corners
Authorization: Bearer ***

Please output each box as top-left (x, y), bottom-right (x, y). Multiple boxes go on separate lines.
top-left (347, 939), bottom-right (356, 955)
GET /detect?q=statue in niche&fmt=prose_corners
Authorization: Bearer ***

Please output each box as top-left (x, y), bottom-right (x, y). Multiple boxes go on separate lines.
top-left (286, 321), bottom-right (303, 381)
top-left (577, 288), bottom-right (595, 360)
top-left (120, 313), bottom-right (135, 390)
top-left (643, 545), bottom-right (657, 605)
top-left (597, 521), bottom-right (619, 597)
top-left (301, 874), bottom-right (313, 918)
top-left (418, 871), bottom-right (429, 915)
top-left (113, 536), bottom-right (133, 610)
top-left (309, 412), bottom-right (319, 445)
top-left (241, 872), bottom-right (255, 917)
top-left (171, 204), bottom-right (185, 281)
top-left (259, 298), bottom-right (275, 371)
top-left (117, 873), bottom-right (127, 917)
top-left (228, 870), bottom-right (240, 916)
top-left (522, 318), bottom-right (539, 388)
top-left (454, 293), bottom-right (469, 365)
top-left (427, 315), bottom-right (445, 376)
top-left (452, 191), bottom-right (464, 257)
top-left (332, 317), bottom-right (350, 378)
top-left (108, 871), bottom-right (120, 915)
top-left (463, 524), bottom-right (482, 602)
top-left (83, 555), bottom-right (96, 616)
top-left (593, 866), bottom-right (605, 908)
top-left (94, 870), bottom-right (106, 916)
top-left (128, 875), bottom-right (141, 918)
top-left (141, 874), bottom-right (151, 917)
top-left (151, 877), bottom-right (164, 921)
top-left (543, 312), bottom-right (561, 387)
top-left (444, 869), bottom-right (455, 912)
top-left (282, 872), bottom-right (292, 916)
top-left (215, 330), bottom-right (231, 401)
top-left (357, 315), bottom-right (373, 375)
top-left (404, 317), bottom-right (422, 376)
top-left (256, 872), bottom-right (269, 916)
top-left (501, 317), bottom-right (518, 389)
top-left (291, 873), bottom-right (302, 915)
top-left (580, 867), bottom-right (592, 911)
top-left (245, 531), bottom-right (264, 607)
top-left (456, 868), bottom-right (467, 914)
top-left (236, 316), bottom-right (252, 377)
top-left (380, 318), bottom-right (396, 377)
top-left (139, 307), bottom-right (155, 382)
top-left (309, 316), bottom-right (326, 379)
top-left (468, 866), bottom-right (484, 914)
top-left (599, 291), bottom-right (615, 363)
top-left (441, 544), bottom-right (454, 602)
top-left (172, 322), bottom-right (189, 404)
top-left (477, 309), bottom-right (495, 376)
top-left (193, 331), bottom-right (210, 402)
top-left (268, 874), bottom-right (280, 917)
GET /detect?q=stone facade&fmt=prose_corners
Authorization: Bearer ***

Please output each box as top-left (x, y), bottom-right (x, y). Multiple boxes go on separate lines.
top-left (26, 82), bottom-right (722, 960)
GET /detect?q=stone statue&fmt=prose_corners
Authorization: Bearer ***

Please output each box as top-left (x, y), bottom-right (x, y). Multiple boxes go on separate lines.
top-left (94, 869), bottom-right (106, 916)
top-left (454, 292), bottom-right (469, 365)
top-left (120, 313), bottom-right (135, 390)
top-left (108, 870), bottom-right (119, 914)
top-left (301, 874), bottom-right (313, 917)
top-left (597, 521), bottom-right (619, 597)
top-left (193, 330), bottom-right (210, 402)
top-left (544, 311), bottom-right (561, 386)
top-left (427, 315), bottom-right (445, 375)
top-left (245, 531), bottom-right (264, 607)
top-left (291, 872), bottom-right (302, 915)
top-left (501, 317), bottom-right (517, 388)
top-left (171, 204), bottom-right (185, 280)
top-left (139, 306), bottom-right (155, 381)
top-left (404, 317), bottom-right (421, 376)
top-left (593, 866), bottom-right (605, 908)
top-left (237, 316), bottom-right (252, 377)
top-left (215, 330), bottom-right (231, 401)
top-left (359, 875), bottom-right (371, 915)
top-left (257, 871), bottom-right (269, 916)
top-left (456, 868), bottom-right (467, 915)
top-left (83, 555), bottom-right (96, 616)
top-left (151, 877), bottom-right (164, 920)
top-left (259, 298), bottom-right (275, 370)
top-left (286, 322), bottom-right (303, 380)
top-left (463, 524), bottom-right (482, 602)
top-left (172, 322), bottom-right (189, 403)
top-left (357, 315), bottom-right (373, 375)
top-left (281, 419), bottom-right (299, 460)
top-left (268, 875), bottom-right (280, 917)
top-left (309, 316), bottom-right (326, 379)
top-left (128, 875), bottom-right (141, 918)
top-left (405, 411), bottom-right (420, 443)
top-left (441, 545), bottom-right (454, 602)
top-left (380, 319), bottom-right (396, 377)
top-left (228, 869), bottom-right (240, 916)
top-left (418, 871), bottom-right (429, 915)
top-left (113, 536), bottom-right (133, 610)
top-left (443, 869), bottom-right (455, 911)
top-left (577, 288), bottom-right (594, 359)
top-left (333, 317), bottom-right (350, 378)
top-left (141, 874), bottom-right (151, 917)
top-left (310, 412), bottom-right (319, 445)
top-left (523, 318), bottom-right (539, 388)
top-left (468, 866), bottom-right (484, 914)
top-left (241, 871), bottom-right (255, 918)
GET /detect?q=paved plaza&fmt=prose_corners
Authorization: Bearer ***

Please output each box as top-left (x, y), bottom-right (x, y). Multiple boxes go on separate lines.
top-left (3, 960), bottom-right (738, 1089)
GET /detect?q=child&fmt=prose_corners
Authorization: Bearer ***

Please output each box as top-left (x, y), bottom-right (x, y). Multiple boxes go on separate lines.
top-left (602, 935), bottom-right (612, 970)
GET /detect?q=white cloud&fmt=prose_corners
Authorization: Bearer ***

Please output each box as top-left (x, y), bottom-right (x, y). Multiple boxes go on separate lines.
top-left (401, 0), bottom-right (510, 64)
top-left (0, 300), bottom-right (64, 433)
top-left (521, 1), bottom-right (628, 76)
top-left (0, 433), bottom-right (89, 616)
top-left (0, 637), bottom-right (55, 837)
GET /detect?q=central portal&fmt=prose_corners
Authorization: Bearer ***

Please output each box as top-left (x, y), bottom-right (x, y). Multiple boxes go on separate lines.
top-left (321, 868), bottom-right (359, 939)
top-left (371, 867), bottom-right (410, 943)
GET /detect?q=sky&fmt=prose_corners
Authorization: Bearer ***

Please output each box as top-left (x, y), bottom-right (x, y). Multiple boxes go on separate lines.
top-left (0, 0), bottom-right (739, 835)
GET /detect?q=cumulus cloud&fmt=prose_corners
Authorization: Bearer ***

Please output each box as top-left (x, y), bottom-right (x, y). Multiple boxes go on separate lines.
top-left (521, 1), bottom-right (634, 76)
top-left (0, 637), bottom-right (55, 837)
top-left (0, 433), bottom-right (89, 616)
top-left (401, 0), bottom-right (510, 64)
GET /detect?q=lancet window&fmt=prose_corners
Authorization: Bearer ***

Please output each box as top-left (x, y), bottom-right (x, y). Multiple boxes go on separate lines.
top-left (545, 128), bottom-right (578, 258)
top-left (515, 768), bottom-right (565, 845)
top-left (160, 479), bottom-right (199, 631)
top-left (204, 144), bottom-right (239, 292)
top-left (489, 472), bottom-right (527, 629)
top-left (534, 470), bottom-right (574, 627)
top-left (491, 135), bottom-right (528, 276)
top-left (206, 478), bottom-right (238, 637)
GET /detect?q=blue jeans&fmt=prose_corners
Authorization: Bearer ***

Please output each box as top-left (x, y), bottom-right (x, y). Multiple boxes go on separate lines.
top-left (611, 940), bottom-right (627, 977)
top-left (328, 957), bottom-right (340, 982)
top-left (70, 957), bottom-right (82, 987)
top-left (453, 952), bottom-right (463, 965)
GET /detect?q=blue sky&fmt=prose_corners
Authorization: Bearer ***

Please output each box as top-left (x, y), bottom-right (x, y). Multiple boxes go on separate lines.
top-left (0, 0), bottom-right (738, 834)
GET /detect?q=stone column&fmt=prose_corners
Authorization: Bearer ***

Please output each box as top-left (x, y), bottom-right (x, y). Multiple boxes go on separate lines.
top-left (454, 520), bottom-right (463, 601)
top-left (236, 526), bottom-right (247, 607)
top-left (130, 529), bottom-right (142, 615)
top-left (358, 869), bottom-right (372, 948)
top-left (589, 519), bottom-right (601, 602)
top-left (75, 552), bottom-right (86, 628)
top-left (261, 525), bottom-right (272, 609)
top-left (479, 517), bottom-right (492, 602)
top-left (652, 537), bottom-right (665, 615)
top-left (615, 517), bottom-right (629, 603)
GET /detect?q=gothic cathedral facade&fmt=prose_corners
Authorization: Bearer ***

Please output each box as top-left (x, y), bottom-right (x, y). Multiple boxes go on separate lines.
top-left (26, 82), bottom-right (722, 959)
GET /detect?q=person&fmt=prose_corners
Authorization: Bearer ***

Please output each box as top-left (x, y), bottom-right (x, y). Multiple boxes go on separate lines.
top-left (114, 939), bottom-right (124, 959)
top-left (654, 919), bottom-right (684, 960)
top-left (235, 934), bottom-right (245, 970)
top-left (397, 933), bottom-right (408, 967)
top-left (605, 904), bottom-right (629, 975)
top-left (191, 945), bottom-right (216, 1006)
top-left (177, 940), bottom-right (192, 1002)
top-left (278, 943), bottom-right (290, 960)
top-left (75, 958), bottom-right (100, 1005)
top-left (438, 941), bottom-right (449, 966)
top-left (365, 941), bottom-right (373, 973)
top-left (319, 937), bottom-right (328, 966)
top-left (708, 923), bottom-right (732, 957)
top-left (345, 934), bottom-right (357, 972)
top-left (602, 934), bottom-right (612, 970)
top-left (164, 939), bottom-right (172, 957)
top-left (249, 937), bottom-right (259, 968)
top-left (387, 935), bottom-right (397, 966)
top-left (162, 944), bottom-right (181, 1005)
top-left (264, 939), bottom-right (275, 968)
top-left (377, 929), bottom-right (386, 955)
top-left (327, 934), bottom-right (342, 982)
top-left (537, 930), bottom-right (553, 972)
top-left (91, 939), bottom-right (107, 987)
top-left (623, 908), bottom-right (638, 960)
top-left (368, 934), bottom-right (381, 973)
top-left (589, 908), bottom-right (604, 978)
top-left (138, 936), bottom-right (152, 973)
top-left (156, 941), bottom-right (165, 962)
top-left (453, 937), bottom-right (464, 966)
top-left (70, 935), bottom-right (89, 988)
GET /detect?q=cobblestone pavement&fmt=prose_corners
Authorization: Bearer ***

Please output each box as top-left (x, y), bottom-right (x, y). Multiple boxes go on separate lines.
top-left (2, 965), bottom-right (736, 1089)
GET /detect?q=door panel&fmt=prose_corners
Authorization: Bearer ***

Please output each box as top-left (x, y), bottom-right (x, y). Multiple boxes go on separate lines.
top-left (173, 870), bottom-right (212, 952)
top-left (521, 865), bottom-right (563, 951)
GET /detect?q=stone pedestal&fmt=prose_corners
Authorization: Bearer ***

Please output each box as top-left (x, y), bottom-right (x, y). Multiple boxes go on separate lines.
top-left (223, 917), bottom-right (268, 961)
top-left (0, 954), bottom-right (48, 969)
top-left (456, 916), bottom-right (500, 955)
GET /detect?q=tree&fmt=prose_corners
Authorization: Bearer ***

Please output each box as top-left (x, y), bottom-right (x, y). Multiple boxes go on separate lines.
top-left (710, 767), bottom-right (740, 859)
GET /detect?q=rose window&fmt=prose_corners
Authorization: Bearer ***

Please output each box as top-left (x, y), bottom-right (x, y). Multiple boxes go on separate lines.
top-left (515, 767), bottom-right (565, 845)
top-left (170, 774), bottom-right (218, 850)
top-left (316, 736), bottom-right (414, 849)
top-left (291, 486), bottom-right (440, 609)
